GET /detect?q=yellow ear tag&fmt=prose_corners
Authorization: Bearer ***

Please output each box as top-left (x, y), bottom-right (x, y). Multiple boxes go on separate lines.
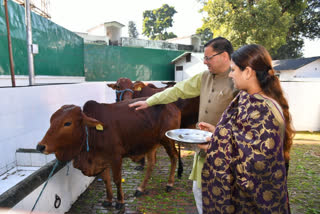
top-left (136, 87), bottom-right (141, 91)
top-left (96, 124), bottom-right (103, 131)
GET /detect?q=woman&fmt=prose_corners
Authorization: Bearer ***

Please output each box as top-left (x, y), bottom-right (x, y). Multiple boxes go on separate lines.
top-left (198, 44), bottom-right (294, 213)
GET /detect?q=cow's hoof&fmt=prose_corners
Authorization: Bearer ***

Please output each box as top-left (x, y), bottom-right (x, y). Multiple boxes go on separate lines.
top-left (134, 190), bottom-right (144, 197)
top-left (115, 202), bottom-right (125, 210)
top-left (134, 165), bottom-right (144, 171)
top-left (102, 201), bottom-right (112, 207)
top-left (166, 185), bottom-right (173, 192)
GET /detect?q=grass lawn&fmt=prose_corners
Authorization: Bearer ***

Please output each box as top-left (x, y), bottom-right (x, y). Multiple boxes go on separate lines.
top-left (288, 132), bottom-right (320, 214)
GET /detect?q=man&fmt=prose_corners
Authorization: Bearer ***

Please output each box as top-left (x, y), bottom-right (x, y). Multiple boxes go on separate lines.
top-left (129, 37), bottom-right (237, 214)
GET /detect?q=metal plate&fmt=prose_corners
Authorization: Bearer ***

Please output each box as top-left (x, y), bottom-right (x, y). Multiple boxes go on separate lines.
top-left (165, 129), bottom-right (212, 144)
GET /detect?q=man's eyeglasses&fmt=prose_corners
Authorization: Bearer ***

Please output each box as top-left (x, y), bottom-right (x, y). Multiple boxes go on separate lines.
top-left (203, 52), bottom-right (224, 61)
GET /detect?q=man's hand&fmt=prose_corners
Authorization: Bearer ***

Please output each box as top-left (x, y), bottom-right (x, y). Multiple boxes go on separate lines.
top-left (128, 101), bottom-right (149, 110)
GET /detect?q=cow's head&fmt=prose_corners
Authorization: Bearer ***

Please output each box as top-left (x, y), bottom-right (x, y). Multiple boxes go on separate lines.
top-left (107, 78), bottom-right (135, 102)
top-left (36, 105), bottom-right (104, 162)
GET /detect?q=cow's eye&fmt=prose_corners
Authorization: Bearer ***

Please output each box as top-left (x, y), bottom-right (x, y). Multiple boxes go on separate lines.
top-left (64, 122), bottom-right (72, 127)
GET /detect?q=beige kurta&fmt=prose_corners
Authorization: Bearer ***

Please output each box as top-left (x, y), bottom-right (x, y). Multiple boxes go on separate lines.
top-left (191, 70), bottom-right (236, 188)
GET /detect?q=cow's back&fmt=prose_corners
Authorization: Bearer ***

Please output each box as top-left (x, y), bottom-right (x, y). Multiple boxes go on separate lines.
top-left (83, 99), bottom-right (180, 157)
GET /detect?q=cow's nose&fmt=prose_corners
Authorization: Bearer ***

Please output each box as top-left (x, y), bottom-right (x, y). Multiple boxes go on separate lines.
top-left (36, 144), bottom-right (46, 153)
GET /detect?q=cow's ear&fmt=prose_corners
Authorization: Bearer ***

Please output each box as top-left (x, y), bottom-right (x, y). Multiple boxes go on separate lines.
top-left (107, 83), bottom-right (116, 90)
top-left (81, 112), bottom-right (104, 131)
top-left (133, 82), bottom-right (145, 91)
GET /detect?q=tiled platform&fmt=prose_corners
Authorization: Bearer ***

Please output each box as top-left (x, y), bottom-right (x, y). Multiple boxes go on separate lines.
top-left (0, 149), bottom-right (55, 196)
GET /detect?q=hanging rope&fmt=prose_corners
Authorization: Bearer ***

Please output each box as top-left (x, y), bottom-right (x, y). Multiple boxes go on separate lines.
top-left (30, 160), bottom-right (61, 213)
top-left (31, 125), bottom-right (90, 212)
top-left (85, 125), bottom-right (89, 152)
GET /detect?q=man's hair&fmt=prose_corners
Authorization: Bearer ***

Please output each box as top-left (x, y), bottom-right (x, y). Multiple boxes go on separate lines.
top-left (204, 37), bottom-right (233, 59)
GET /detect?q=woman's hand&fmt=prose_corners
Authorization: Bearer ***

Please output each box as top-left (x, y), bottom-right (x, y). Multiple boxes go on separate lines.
top-left (197, 143), bottom-right (209, 152)
top-left (128, 101), bottom-right (149, 110)
top-left (197, 122), bottom-right (216, 133)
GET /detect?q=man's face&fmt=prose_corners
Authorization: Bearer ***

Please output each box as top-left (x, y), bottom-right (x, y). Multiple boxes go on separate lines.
top-left (203, 46), bottom-right (226, 74)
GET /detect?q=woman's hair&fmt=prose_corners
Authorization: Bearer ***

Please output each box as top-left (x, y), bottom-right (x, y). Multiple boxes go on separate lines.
top-left (232, 44), bottom-right (294, 162)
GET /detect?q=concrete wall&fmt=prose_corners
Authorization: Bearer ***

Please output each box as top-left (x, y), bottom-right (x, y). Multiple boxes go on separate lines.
top-left (107, 26), bottom-right (122, 43)
top-left (174, 53), bottom-right (206, 81)
top-left (75, 32), bottom-right (109, 45)
top-left (121, 37), bottom-right (179, 50)
top-left (87, 26), bottom-right (106, 36)
top-left (191, 37), bottom-right (201, 52)
top-left (279, 59), bottom-right (320, 81)
top-left (0, 82), bottom-right (115, 175)
top-left (295, 59), bottom-right (320, 78)
top-left (281, 80), bottom-right (320, 132)
top-left (12, 163), bottom-right (93, 213)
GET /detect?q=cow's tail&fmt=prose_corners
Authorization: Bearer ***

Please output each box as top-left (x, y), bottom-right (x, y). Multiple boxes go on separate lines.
top-left (177, 142), bottom-right (183, 179)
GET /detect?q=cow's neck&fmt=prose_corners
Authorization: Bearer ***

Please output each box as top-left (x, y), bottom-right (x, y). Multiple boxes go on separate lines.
top-left (72, 126), bottom-right (109, 176)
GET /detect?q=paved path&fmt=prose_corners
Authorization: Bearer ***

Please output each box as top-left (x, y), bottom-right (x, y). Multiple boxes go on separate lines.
top-left (66, 146), bottom-right (198, 214)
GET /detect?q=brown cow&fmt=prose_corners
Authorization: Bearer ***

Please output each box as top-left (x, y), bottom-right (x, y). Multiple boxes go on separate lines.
top-left (107, 78), bottom-right (199, 129)
top-left (107, 78), bottom-right (199, 172)
top-left (36, 98), bottom-right (181, 209)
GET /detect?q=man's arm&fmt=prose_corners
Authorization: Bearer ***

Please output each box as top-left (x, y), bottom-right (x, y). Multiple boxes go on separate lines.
top-left (129, 72), bottom-right (203, 110)
top-left (147, 72), bottom-right (203, 105)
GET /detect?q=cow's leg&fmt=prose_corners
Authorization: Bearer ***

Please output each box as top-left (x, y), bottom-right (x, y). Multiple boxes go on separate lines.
top-left (135, 147), bottom-right (157, 196)
top-left (134, 156), bottom-right (145, 171)
top-left (111, 157), bottom-right (125, 210)
top-left (100, 167), bottom-right (113, 207)
top-left (161, 139), bottom-right (178, 192)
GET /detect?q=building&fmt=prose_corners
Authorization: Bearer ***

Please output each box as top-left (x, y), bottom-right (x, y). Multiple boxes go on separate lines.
top-left (273, 56), bottom-right (320, 81)
top-left (166, 34), bottom-right (202, 52)
top-left (171, 52), bottom-right (206, 81)
top-left (80, 21), bottom-right (125, 45)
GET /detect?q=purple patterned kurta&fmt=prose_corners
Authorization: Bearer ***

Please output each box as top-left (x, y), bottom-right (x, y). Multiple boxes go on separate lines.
top-left (202, 91), bottom-right (289, 214)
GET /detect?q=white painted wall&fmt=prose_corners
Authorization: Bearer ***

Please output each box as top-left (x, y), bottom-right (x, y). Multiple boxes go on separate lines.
top-left (0, 82), bottom-right (116, 175)
top-left (121, 37), bottom-right (179, 50)
top-left (281, 80), bottom-right (320, 132)
top-left (12, 164), bottom-right (94, 214)
top-left (191, 37), bottom-right (201, 52)
top-left (169, 37), bottom-right (191, 45)
top-left (107, 26), bottom-right (122, 42)
top-left (75, 32), bottom-right (109, 44)
top-left (295, 59), bottom-right (320, 78)
top-left (279, 70), bottom-right (296, 81)
top-left (278, 59), bottom-right (320, 81)
top-left (87, 26), bottom-right (106, 36)
top-left (174, 53), bottom-right (206, 81)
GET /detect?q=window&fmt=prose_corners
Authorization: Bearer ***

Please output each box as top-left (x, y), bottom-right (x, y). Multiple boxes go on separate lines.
top-left (176, 66), bottom-right (183, 71)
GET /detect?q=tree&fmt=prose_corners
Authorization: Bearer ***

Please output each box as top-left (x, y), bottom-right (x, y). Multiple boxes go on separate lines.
top-left (142, 4), bottom-right (177, 40)
top-left (199, 0), bottom-right (307, 57)
top-left (273, 0), bottom-right (320, 59)
top-left (196, 26), bottom-right (213, 45)
top-left (128, 21), bottom-right (139, 38)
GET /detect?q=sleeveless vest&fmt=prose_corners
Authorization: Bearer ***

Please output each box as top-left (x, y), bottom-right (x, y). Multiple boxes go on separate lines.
top-left (198, 70), bottom-right (236, 126)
